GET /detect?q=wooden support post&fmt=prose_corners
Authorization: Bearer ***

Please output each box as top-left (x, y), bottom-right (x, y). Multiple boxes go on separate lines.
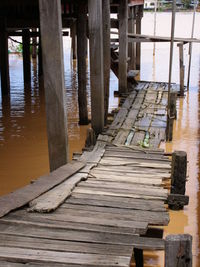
top-left (39, 0), bottom-right (68, 171)
top-left (169, 150), bottom-right (187, 210)
top-left (0, 17), bottom-right (10, 96)
top-left (134, 248), bottom-right (144, 267)
top-left (32, 28), bottom-right (37, 59)
top-left (88, 0), bottom-right (104, 134)
top-left (71, 21), bottom-right (77, 60)
top-left (38, 33), bottom-right (43, 77)
top-left (22, 29), bottom-right (31, 84)
top-left (76, 0), bottom-right (89, 125)
top-left (128, 6), bottom-right (136, 70)
top-left (136, 6), bottom-right (142, 70)
top-left (177, 43), bottom-right (184, 96)
top-left (102, 0), bottom-right (111, 124)
top-left (119, 0), bottom-right (128, 94)
top-left (165, 234), bottom-right (192, 267)
top-left (166, 92), bottom-right (176, 141)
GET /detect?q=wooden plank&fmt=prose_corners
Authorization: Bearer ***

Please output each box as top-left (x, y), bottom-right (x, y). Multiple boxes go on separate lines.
top-left (74, 187), bottom-right (166, 201)
top-left (39, 0), bottom-right (68, 171)
top-left (60, 204), bottom-right (169, 225)
top-left (88, 0), bottom-right (104, 134)
top-left (131, 131), bottom-right (145, 146)
top-left (112, 129), bottom-right (129, 146)
top-left (109, 109), bottom-right (128, 130)
top-left (0, 161), bottom-right (85, 218)
top-left (77, 183), bottom-right (168, 199)
top-left (29, 173), bottom-right (88, 213)
top-left (68, 193), bottom-right (166, 211)
top-left (4, 210), bottom-right (148, 234)
top-left (92, 166), bottom-right (171, 177)
top-left (0, 234), bottom-right (133, 257)
top-left (0, 221), bottom-right (144, 246)
top-left (0, 247), bottom-right (131, 267)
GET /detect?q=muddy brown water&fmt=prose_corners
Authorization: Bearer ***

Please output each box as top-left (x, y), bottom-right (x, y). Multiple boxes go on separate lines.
top-left (0, 12), bottom-right (200, 266)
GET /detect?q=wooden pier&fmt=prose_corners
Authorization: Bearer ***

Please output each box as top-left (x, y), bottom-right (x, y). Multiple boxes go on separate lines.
top-left (0, 81), bottom-right (184, 266)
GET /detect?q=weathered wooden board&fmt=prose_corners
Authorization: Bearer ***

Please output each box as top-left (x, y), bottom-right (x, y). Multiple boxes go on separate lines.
top-left (109, 108), bottom-right (128, 130)
top-left (0, 161), bottom-right (85, 218)
top-left (112, 129), bottom-right (129, 145)
top-left (0, 247), bottom-right (131, 267)
top-left (0, 221), bottom-right (143, 246)
top-left (74, 187), bottom-right (166, 201)
top-left (0, 234), bottom-right (133, 256)
top-left (4, 210), bottom-right (148, 234)
top-left (68, 193), bottom-right (166, 211)
top-left (29, 173), bottom-right (88, 213)
top-left (59, 204), bottom-right (169, 225)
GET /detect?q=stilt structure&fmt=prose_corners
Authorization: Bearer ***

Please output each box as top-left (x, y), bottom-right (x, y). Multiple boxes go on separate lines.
top-left (102, 0), bottom-right (111, 123)
top-left (119, 0), bottom-right (128, 94)
top-left (39, 0), bottom-right (68, 171)
top-left (0, 17), bottom-right (10, 96)
top-left (88, 0), bottom-right (104, 134)
top-left (22, 29), bottom-right (31, 85)
top-left (76, 0), bottom-right (89, 125)
top-left (136, 6), bottom-right (142, 70)
top-left (128, 6), bottom-right (136, 70)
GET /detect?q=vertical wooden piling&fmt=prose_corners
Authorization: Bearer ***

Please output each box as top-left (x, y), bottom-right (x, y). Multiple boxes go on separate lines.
top-left (128, 6), bottom-right (136, 71)
top-left (76, 0), bottom-right (89, 125)
top-left (39, 0), bottom-right (68, 171)
top-left (169, 150), bottom-right (187, 210)
top-left (177, 43), bottom-right (184, 96)
top-left (88, 0), bottom-right (104, 134)
top-left (165, 234), bottom-right (192, 267)
top-left (71, 21), bottom-right (77, 60)
top-left (134, 248), bottom-right (144, 267)
top-left (119, 0), bottom-right (128, 94)
top-left (0, 17), bottom-right (10, 96)
top-left (102, 0), bottom-right (111, 124)
top-left (166, 0), bottom-right (176, 141)
top-left (136, 6), bottom-right (142, 70)
top-left (22, 29), bottom-right (31, 84)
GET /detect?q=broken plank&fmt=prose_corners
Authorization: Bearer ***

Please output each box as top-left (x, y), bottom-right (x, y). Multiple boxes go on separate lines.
top-left (0, 161), bottom-right (85, 218)
top-left (28, 173), bottom-right (88, 213)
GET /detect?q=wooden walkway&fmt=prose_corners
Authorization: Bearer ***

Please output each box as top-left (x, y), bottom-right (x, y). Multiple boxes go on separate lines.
top-left (0, 81), bottom-right (174, 266)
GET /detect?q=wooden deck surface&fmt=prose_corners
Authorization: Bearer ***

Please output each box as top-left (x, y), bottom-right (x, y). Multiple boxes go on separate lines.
top-left (0, 81), bottom-right (174, 266)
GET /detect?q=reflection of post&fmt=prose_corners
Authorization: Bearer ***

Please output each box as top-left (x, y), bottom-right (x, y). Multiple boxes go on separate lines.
top-left (88, 0), bottom-right (104, 134)
top-left (32, 28), bottom-right (37, 59)
top-left (0, 17), bottom-right (10, 96)
top-left (119, 0), bottom-right (128, 94)
top-left (102, 0), bottom-right (111, 124)
top-left (39, 0), bottom-right (68, 171)
top-left (71, 21), bottom-right (77, 60)
top-left (22, 29), bottom-right (31, 85)
top-left (177, 43), bottom-right (184, 96)
top-left (77, 0), bottom-right (89, 125)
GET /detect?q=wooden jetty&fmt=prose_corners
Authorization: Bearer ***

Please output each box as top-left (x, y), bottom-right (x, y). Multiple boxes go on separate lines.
top-left (0, 81), bottom-right (187, 266)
